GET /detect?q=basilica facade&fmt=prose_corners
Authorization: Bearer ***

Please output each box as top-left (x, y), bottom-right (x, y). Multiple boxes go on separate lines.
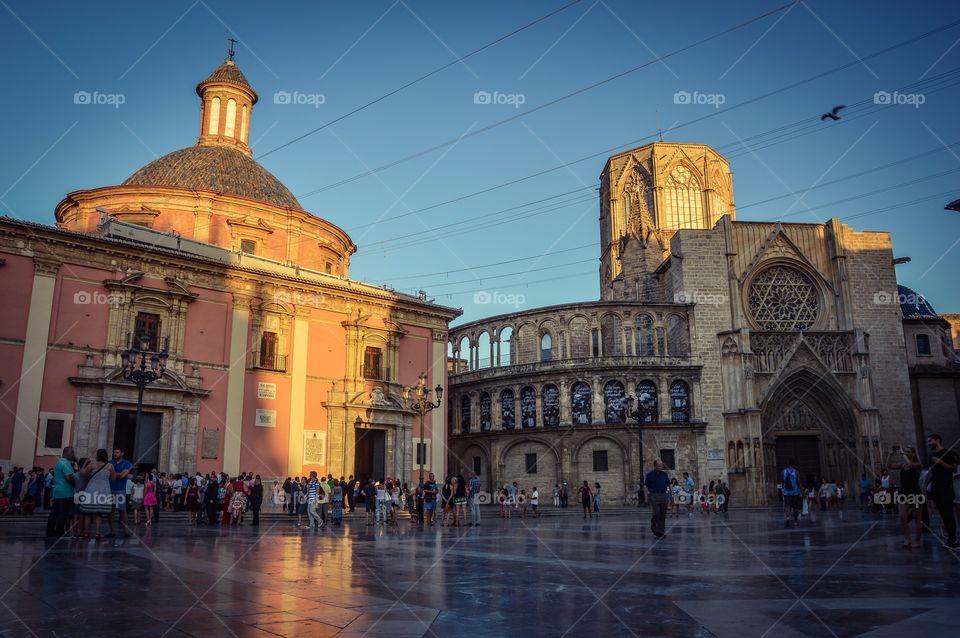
top-left (446, 142), bottom-right (955, 505)
top-left (0, 57), bottom-right (460, 482)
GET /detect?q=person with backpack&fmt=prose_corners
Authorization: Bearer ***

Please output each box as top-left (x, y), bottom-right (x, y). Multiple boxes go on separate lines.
top-left (782, 459), bottom-right (802, 528)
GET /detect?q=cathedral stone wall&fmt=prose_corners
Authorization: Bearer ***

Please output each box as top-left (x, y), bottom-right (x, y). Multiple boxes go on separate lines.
top-left (841, 226), bottom-right (916, 447)
top-left (668, 226), bottom-right (732, 484)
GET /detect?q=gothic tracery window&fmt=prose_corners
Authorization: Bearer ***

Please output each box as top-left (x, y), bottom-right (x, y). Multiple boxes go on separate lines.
top-left (748, 265), bottom-right (820, 331)
top-left (543, 384), bottom-right (560, 426)
top-left (501, 389), bottom-right (516, 430)
top-left (480, 392), bottom-right (492, 431)
top-left (664, 165), bottom-right (704, 229)
top-left (603, 380), bottom-right (625, 424)
top-left (571, 382), bottom-right (592, 424)
top-left (634, 380), bottom-right (658, 423)
top-left (520, 386), bottom-right (537, 428)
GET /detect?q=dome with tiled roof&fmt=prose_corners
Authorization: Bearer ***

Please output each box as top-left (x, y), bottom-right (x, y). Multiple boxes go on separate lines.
top-left (120, 57), bottom-right (302, 209)
top-left (123, 145), bottom-right (303, 210)
top-left (898, 284), bottom-right (939, 319)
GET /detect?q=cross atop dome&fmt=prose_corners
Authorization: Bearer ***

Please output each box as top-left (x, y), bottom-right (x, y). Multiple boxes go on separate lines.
top-left (195, 52), bottom-right (258, 157)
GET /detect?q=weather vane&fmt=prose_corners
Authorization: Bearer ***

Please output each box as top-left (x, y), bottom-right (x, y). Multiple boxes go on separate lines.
top-left (227, 35), bottom-right (238, 61)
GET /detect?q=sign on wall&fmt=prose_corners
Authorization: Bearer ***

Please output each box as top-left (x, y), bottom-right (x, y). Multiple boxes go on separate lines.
top-left (255, 409), bottom-right (277, 427)
top-left (257, 382), bottom-right (277, 399)
top-left (303, 431), bottom-right (326, 466)
top-left (201, 428), bottom-right (219, 459)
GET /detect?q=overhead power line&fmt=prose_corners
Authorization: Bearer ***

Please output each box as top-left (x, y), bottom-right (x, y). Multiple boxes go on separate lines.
top-left (299, 13), bottom-right (960, 198)
top-left (299, 1), bottom-right (799, 197)
top-left (256, 0), bottom-right (585, 160)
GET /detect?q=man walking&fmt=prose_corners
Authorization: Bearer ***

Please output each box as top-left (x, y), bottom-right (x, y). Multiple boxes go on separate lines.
top-left (645, 460), bottom-right (670, 538)
top-left (469, 471), bottom-right (482, 526)
top-left (45, 447), bottom-right (76, 538)
top-left (926, 434), bottom-right (959, 548)
top-left (683, 472), bottom-right (695, 517)
top-left (782, 458), bottom-right (802, 527)
top-left (306, 471), bottom-right (323, 529)
top-left (108, 449), bottom-right (132, 537)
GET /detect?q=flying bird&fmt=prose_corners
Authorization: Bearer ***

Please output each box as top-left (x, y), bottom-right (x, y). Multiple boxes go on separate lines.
top-left (821, 105), bottom-right (846, 121)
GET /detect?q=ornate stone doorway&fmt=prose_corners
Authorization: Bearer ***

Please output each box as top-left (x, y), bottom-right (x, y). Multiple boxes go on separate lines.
top-left (761, 368), bottom-right (861, 496)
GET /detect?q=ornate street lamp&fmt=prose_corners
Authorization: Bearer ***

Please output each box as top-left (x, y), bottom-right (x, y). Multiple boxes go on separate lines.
top-left (624, 394), bottom-right (649, 506)
top-left (402, 372), bottom-right (443, 523)
top-left (120, 334), bottom-right (169, 468)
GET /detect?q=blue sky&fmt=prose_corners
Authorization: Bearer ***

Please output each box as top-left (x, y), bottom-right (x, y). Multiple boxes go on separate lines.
top-left (1, 0), bottom-right (958, 323)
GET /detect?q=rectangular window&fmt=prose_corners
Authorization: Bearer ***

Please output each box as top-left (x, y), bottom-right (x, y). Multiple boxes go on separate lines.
top-left (525, 453), bottom-right (538, 474)
top-left (44, 419), bottom-right (65, 449)
top-left (660, 449), bottom-right (676, 471)
top-left (591, 329), bottom-right (600, 357)
top-left (416, 442), bottom-right (428, 465)
top-left (592, 449), bottom-right (609, 472)
top-left (916, 334), bottom-right (932, 356)
top-left (240, 239), bottom-right (256, 254)
top-left (134, 312), bottom-right (161, 352)
top-left (259, 331), bottom-right (281, 370)
top-left (472, 456), bottom-right (482, 475)
top-left (325, 262), bottom-right (333, 274)
top-left (363, 346), bottom-right (382, 380)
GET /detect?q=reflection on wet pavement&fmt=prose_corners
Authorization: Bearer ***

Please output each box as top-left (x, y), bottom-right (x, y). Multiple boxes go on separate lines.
top-left (0, 510), bottom-right (957, 637)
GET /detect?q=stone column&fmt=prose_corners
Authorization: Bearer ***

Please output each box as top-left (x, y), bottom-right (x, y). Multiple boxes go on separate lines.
top-left (288, 307), bottom-right (311, 475)
top-left (223, 295), bottom-right (251, 476)
top-left (11, 258), bottom-right (59, 466)
top-left (658, 376), bottom-right (671, 423)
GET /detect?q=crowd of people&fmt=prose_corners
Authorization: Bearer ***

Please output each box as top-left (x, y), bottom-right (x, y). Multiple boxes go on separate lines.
top-left (21, 433), bottom-right (960, 552)
top-left (781, 434), bottom-right (960, 548)
top-left (33, 446), bottom-right (269, 540)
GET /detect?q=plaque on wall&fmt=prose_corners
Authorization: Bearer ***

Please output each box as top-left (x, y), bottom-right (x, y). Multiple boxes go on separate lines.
top-left (257, 382), bottom-right (277, 399)
top-left (707, 448), bottom-right (723, 461)
top-left (201, 428), bottom-right (219, 459)
top-left (304, 431), bottom-right (326, 466)
top-left (255, 409), bottom-right (277, 427)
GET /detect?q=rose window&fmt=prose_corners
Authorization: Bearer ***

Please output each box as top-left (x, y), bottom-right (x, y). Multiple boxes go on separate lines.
top-left (748, 265), bottom-right (820, 331)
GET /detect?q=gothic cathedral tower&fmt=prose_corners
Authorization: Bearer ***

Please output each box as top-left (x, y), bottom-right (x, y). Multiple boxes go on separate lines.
top-left (598, 142), bottom-right (735, 300)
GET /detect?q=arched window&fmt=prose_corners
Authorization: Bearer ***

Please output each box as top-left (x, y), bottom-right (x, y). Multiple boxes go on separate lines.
top-left (479, 393), bottom-right (492, 431)
top-left (541, 333), bottom-right (553, 362)
top-left (460, 395), bottom-right (472, 433)
top-left (571, 382), bottom-right (592, 425)
top-left (520, 386), bottom-right (537, 428)
top-left (500, 389), bottom-right (516, 430)
top-left (634, 380), bottom-right (658, 423)
top-left (240, 105), bottom-right (248, 142)
top-left (459, 336), bottom-right (471, 372)
top-left (207, 97), bottom-right (221, 135)
top-left (664, 165), bottom-right (704, 229)
top-left (498, 326), bottom-right (513, 366)
top-left (543, 385), bottom-right (560, 426)
top-left (225, 98), bottom-right (237, 137)
top-left (666, 315), bottom-right (689, 357)
top-left (477, 331), bottom-right (492, 369)
top-left (635, 314), bottom-right (655, 356)
top-left (603, 380), bottom-right (625, 424)
top-left (670, 380), bottom-right (691, 423)
top-left (916, 333), bottom-right (931, 356)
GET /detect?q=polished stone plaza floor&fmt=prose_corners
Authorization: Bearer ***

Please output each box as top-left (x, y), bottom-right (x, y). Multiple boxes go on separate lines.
top-left (0, 508), bottom-right (957, 637)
